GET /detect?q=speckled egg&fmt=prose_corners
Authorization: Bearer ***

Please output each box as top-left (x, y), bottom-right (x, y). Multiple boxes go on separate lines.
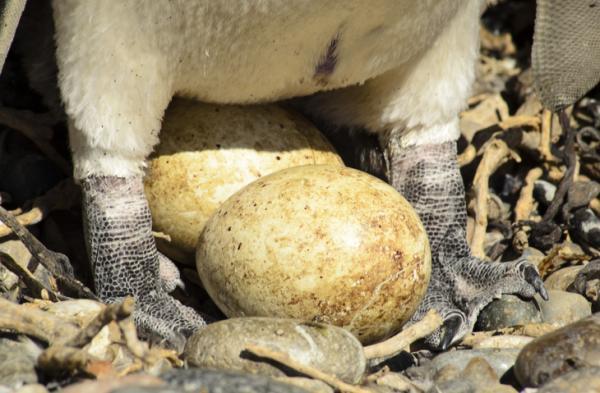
top-left (196, 165), bottom-right (431, 344)
top-left (144, 99), bottom-right (343, 263)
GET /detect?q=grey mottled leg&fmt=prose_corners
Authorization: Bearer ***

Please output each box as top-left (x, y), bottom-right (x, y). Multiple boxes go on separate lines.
top-left (81, 176), bottom-right (205, 351)
top-left (385, 140), bottom-right (547, 349)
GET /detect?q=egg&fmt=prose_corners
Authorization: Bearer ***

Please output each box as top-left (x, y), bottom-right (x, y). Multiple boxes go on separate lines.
top-left (196, 165), bottom-right (431, 344)
top-left (144, 99), bottom-right (343, 263)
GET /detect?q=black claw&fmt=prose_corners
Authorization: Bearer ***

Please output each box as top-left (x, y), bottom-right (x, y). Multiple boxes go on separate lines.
top-left (524, 265), bottom-right (549, 300)
top-left (439, 314), bottom-right (463, 351)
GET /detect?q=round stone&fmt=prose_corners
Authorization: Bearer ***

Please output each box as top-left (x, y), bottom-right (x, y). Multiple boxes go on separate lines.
top-left (475, 295), bottom-right (542, 331)
top-left (538, 289), bottom-right (591, 326)
top-left (544, 266), bottom-right (584, 291)
top-left (514, 314), bottom-right (600, 387)
top-left (537, 367), bottom-right (600, 393)
top-left (196, 165), bottom-right (431, 344)
top-left (183, 317), bottom-right (365, 384)
top-left (145, 99), bottom-right (343, 263)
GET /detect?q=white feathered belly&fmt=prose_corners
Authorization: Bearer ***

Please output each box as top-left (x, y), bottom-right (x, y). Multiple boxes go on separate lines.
top-left (143, 0), bottom-right (465, 103)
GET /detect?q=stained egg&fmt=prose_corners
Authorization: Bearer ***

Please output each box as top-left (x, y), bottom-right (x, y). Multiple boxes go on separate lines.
top-left (196, 164), bottom-right (431, 344)
top-left (144, 98), bottom-right (343, 263)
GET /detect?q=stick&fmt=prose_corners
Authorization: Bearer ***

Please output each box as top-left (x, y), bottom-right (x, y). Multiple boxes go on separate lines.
top-left (0, 203), bottom-right (98, 300)
top-left (0, 297), bottom-right (79, 343)
top-left (539, 109), bottom-right (556, 162)
top-left (362, 310), bottom-right (442, 362)
top-left (470, 139), bottom-right (521, 258)
top-left (244, 344), bottom-right (372, 393)
top-left (0, 179), bottom-right (80, 238)
top-left (542, 110), bottom-right (577, 222)
top-left (0, 250), bottom-right (65, 301)
top-left (514, 167), bottom-right (543, 222)
top-left (61, 297), bottom-right (134, 347)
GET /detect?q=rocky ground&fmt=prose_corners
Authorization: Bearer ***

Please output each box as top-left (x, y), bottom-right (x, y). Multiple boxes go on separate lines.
top-left (0, 0), bottom-right (599, 392)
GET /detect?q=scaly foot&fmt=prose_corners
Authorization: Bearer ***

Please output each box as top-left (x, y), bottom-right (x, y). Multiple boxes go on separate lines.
top-left (82, 175), bottom-right (205, 351)
top-left (410, 256), bottom-right (547, 349)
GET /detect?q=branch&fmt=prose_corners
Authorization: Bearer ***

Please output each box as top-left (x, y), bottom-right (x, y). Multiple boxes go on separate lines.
top-left (244, 344), bottom-right (372, 393)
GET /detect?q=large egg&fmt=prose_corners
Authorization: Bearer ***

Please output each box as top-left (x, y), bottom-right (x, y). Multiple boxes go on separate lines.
top-left (144, 99), bottom-right (343, 263)
top-left (196, 165), bottom-right (431, 344)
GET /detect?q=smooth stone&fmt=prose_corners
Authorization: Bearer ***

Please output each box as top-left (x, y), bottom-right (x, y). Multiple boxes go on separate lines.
top-left (544, 266), bottom-right (584, 291)
top-left (571, 208), bottom-right (600, 249)
top-left (472, 335), bottom-right (533, 350)
top-left (405, 349), bottom-right (520, 383)
top-left (567, 181), bottom-right (600, 210)
top-left (184, 317), bottom-right (365, 384)
top-left (430, 358), bottom-right (517, 393)
top-left (475, 295), bottom-right (542, 331)
top-left (534, 180), bottom-right (557, 206)
top-left (573, 260), bottom-right (600, 312)
top-left (514, 313), bottom-right (600, 387)
top-left (61, 374), bottom-right (164, 393)
top-left (537, 367), bottom-right (600, 393)
top-left (274, 377), bottom-right (333, 393)
top-left (0, 335), bottom-right (42, 389)
top-left (537, 290), bottom-right (591, 326)
top-left (13, 385), bottom-right (49, 393)
top-left (42, 299), bottom-right (105, 327)
top-left (158, 368), bottom-right (310, 393)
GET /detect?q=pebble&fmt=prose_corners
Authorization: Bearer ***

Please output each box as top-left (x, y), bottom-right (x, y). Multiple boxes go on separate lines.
top-left (534, 180), bottom-right (557, 206)
top-left (60, 374), bottom-right (164, 393)
top-left (0, 335), bottom-right (42, 389)
top-left (430, 358), bottom-right (517, 393)
top-left (405, 348), bottom-right (520, 385)
top-left (566, 181), bottom-right (600, 210)
top-left (544, 266), bottom-right (584, 291)
top-left (514, 313), bottom-right (600, 387)
top-left (475, 295), bottom-right (542, 331)
top-left (41, 299), bottom-right (105, 327)
top-left (573, 260), bottom-right (600, 312)
top-left (537, 290), bottom-right (591, 326)
top-left (274, 377), bottom-right (333, 393)
top-left (158, 368), bottom-right (310, 393)
top-left (13, 385), bottom-right (49, 393)
top-left (571, 208), bottom-right (600, 250)
top-left (537, 367), bottom-right (600, 393)
top-left (184, 317), bottom-right (365, 384)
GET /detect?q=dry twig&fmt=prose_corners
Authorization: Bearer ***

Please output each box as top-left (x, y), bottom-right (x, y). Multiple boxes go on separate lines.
top-left (515, 167), bottom-right (543, 222)
top-left (0, 297), bottom-right (79, 343)
top-left (0, 250), bottom-right (65, 301)
top-left (0, 179), bottom-right (79, 238)
top-left (0, 202), bottom-right (97, 300)
top-left (245, 344), bottom-right (372, 393)
top-left (470, 139), bottom-right (521, 258)
top-left (363, 310), bottom-right (442, 363)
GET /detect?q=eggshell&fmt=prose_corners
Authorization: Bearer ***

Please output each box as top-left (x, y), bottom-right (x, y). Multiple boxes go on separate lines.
top-left (144, 99), bottom-right (342, 263)
top-left (196, 165), bottom-right (431, 344)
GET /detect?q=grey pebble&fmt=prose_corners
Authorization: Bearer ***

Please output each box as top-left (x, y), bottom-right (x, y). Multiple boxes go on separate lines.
top-left (514, 313), bottom-right (600, 387)
top-left (537, 289), bottom-right (591, 326)
top-left (534, 180), bottom-right (556, 206)
top-left (537, 367), bottom-right (600, 393)
top-left (160, 368), bottom-right (309, 393)
top-left (0, 335), bottom-right (42, 389)
top-left (566, 181), bottom-right (600, 211)
top-left (429, 357), bottom-right (517, 393)
top-left (405, 348), bottom-right (520, 385)
top-left (475, 295), bottom-right (542, 331)
top-left (573, 260), bottom-right (600, 312)
top-left (544, 266), bottom-right (584, 291)
top-left (184, 317), bottom-right (365, 384)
